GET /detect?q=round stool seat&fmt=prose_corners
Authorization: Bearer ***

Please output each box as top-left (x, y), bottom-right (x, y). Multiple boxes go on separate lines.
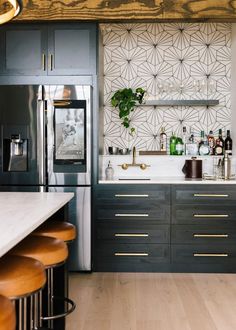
top-left (10, 236), bottom-right (68, 268)
top-left (33, 221), bottom-right (76, 242)
top-left (0, 295), bottom-right (16, 330)
top-left (0, 255), bottom-right (46, 298)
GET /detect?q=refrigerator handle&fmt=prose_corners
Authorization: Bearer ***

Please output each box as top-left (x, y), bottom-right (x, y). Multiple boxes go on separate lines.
top-left (37, 100), bottom-right (46, 186)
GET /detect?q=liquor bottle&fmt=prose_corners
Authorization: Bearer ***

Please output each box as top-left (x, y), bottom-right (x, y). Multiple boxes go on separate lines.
top-left (198, 131), bottom-right (205, 150)
top-left (199, 133), bottom-right (210, 156)
top-left (215, 129), bottom-right (224, 156)
top-left (185, 131), bottom-right (198, 156)
top-left (170, 132), bottom-right (177, 155)
top-left (175, 136), bottom-right (184, 155)
top-left (160, 127), bottom-right (167, 152)
top-left (224, 130), bottom-right (232, 155)
top-left (207, 130), bottom-right (215, 155)
top-left (182, 126), bottom-right (187, 155)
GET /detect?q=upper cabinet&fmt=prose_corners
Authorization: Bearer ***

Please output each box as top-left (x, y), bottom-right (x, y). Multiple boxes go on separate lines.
top-left (0, 23), bottom-right (97, 76)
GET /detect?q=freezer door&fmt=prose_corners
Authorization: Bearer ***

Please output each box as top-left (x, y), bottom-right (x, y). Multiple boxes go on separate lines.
top-left (48, 186), bottom-right (91, 271)
top-left (0, 85), bottom-right (43, 185)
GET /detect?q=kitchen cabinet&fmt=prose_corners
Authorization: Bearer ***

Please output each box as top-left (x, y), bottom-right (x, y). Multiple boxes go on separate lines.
top-left (93, 184), bottom-right (171, 272)
top-left (0, 23), bottom-right (97, 76)
top-left (94, 184), bottom-right (236, 273)
top-left (171, 184), bottom-right (236, 272)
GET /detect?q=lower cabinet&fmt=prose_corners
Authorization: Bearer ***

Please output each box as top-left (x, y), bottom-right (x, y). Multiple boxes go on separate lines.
top-left (93, 184), bottom-right (236, 272)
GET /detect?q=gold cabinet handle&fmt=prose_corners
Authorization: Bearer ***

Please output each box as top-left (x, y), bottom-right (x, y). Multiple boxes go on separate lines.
top-left (115, 233), bottom-right (149, 237)
top-left (115, 194), bottom-right (149, 197)
top-left (53, 101), bottom-right (72, 107)
top-left (194, 253), bottom-right (228, 257)
top-left (193, 214), bottom-right (229, 218)
top-left (115, 214), bottom-right (149, 217)
top-left (115, 253), bottom-right (149, 256)
top-left (42, 53), bottom-right (46, 71)
top-left (193, 194), bottom-right (229, 197)
top-left (49, 54), bottom-right (53, 71)
top-left (193, 234), bottom-right (229, 238)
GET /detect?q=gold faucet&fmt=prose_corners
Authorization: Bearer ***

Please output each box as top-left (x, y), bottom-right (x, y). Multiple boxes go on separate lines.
top-left (119, 147), bottom-right (150, 170)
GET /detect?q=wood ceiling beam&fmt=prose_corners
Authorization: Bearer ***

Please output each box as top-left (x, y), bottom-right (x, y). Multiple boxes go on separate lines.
top-left (13, 0), bottom-right (236, 22)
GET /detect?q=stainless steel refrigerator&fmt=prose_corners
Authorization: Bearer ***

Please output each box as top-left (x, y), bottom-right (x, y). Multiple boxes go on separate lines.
top-left (0, 85), bottom-right (91, 271)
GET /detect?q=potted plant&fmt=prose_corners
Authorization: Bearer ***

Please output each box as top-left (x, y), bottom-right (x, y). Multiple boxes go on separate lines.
top-left (111, 87), bottom-right (146, 135)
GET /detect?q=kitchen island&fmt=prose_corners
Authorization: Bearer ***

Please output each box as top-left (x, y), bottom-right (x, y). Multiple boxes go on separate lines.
top-left (0, 192), bottom-right (74, 257)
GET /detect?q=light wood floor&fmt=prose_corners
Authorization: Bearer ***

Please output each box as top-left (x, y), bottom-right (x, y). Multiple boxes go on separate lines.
top-left (66, 272), bottom-right (236, 330)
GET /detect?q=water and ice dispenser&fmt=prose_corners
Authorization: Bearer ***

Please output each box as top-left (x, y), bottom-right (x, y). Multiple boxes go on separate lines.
top-left (3, 134), bottom-right (28, 172)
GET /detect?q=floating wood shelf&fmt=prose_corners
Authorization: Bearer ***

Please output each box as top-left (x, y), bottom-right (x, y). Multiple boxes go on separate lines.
top-left (143, 100), bottom-right (219, 107)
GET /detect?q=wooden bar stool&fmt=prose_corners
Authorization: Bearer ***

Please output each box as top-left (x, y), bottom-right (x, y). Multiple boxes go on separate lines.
top-left (33, 221), bottom-right (76, 243)
top-left (10, 236), bottom-right (75, 329)
top-left (0, 295), bottom-right (16, 330)
top-left (0, 255), bottom-right (46, 330)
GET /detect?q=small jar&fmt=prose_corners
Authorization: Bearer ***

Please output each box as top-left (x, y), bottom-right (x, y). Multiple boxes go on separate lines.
top-left (105, 161), bottom-right (114, 180)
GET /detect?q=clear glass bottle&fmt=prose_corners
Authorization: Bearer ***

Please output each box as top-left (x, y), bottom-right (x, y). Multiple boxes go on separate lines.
top-left (182, 126), bottom-right (187, 155)
top-left (105, 161), bottom-right (114, 180)
top-left (160, 127), bottom-right (167, 152)
top-left (199, 134), bottom-right (210, 156)
top-left (185, 131), bottom-right (198, 156)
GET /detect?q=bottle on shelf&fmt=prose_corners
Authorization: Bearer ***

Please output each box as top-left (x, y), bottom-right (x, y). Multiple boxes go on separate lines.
top-left (215, 129), bottom-right (224, 156)
top-left (182, 126), bottom-right (187, 155)
top-left (160, 127), bottom-right (167, 152)
top-left (199, 132), bottom-right (210, 156)
top-left (198, 130), bottom-right (205, 151)
top-left (207, 130), bottom-right (215, 155)
top-left (175, 136), bottom-right (184, 155)
top-left (185, 130), bottom-right (198, 156)
top-left (170, 132), bottom-right (177, 155)
top-left (224, 129), bottom-right (232, 155)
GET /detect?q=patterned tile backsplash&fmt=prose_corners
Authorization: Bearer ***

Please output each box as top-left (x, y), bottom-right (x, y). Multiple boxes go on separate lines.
top-left (100, 23), bottom-right (231, 153)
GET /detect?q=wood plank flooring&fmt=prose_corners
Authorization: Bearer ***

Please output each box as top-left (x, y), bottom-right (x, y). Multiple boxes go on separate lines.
top-left (66, 273), bottom-right (236, 330)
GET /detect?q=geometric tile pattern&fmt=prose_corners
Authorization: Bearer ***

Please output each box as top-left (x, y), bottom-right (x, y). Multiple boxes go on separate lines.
top-left (101, 23), bottom-right (231, 152)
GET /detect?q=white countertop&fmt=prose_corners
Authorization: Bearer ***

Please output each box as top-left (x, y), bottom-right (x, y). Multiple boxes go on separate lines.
top-left (99, 176), bottom-right (236, 184)
top-left (0, 192), bottom-right (74, 257)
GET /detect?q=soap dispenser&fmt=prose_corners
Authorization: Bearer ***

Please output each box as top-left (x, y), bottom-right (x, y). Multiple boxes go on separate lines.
top-left (105, 161), bottom-right (114, 180)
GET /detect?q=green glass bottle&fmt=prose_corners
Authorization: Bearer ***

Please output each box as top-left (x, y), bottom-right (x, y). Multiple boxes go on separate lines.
top-left (170, 132), bottom-right (177, 155)
top-left (175, 136), bottom-right (184, 155)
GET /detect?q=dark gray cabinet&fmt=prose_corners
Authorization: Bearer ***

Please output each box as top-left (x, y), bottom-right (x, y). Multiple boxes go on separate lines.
top-left (94, 184), bottom-right (171, 272)
top-left (0, 23), bottom-right (97, 76)
top-left (94, 184), bottom-right (236, 273)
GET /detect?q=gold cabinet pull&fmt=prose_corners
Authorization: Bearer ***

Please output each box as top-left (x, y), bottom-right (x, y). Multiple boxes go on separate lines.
top-left (115, 253), bottom-right (149, 256)
top-left (193, 194), bottom-right (229, 197)
top-left (53, 101), bottom-right (72, 107)
top-left (115, 233), bottom-right (149, 237)
top-left (193, 214), bottom-right (229, 218)
top-left (42, 53), bottom-right (46, 71)
top-left (194, 253), bottom-right (228, 257)
top-left (193, 234), bottom-right (229, 238)
top-left (49, 54), bottom-right (53, 71)
top-left (115, 214), bottom-right (149, 217)
top-left (115, 194), bottom-right (149, 197)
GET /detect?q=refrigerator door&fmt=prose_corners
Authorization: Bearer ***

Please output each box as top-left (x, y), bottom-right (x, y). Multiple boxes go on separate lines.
top-left (0, 85), bottom-right (43, 186)
top-left (48, 186), bottom-right (91, 271)
top-left (45, 85), bottom-right (91, 186)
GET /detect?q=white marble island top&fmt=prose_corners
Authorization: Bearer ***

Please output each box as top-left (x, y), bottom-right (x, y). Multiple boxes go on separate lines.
top-left (0, 192), bottom-right (74, 258)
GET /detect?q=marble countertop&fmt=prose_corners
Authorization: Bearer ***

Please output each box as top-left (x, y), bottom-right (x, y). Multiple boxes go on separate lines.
top-left (0, 192), bottom-right (74, 257)
top-left (99, 176), bottom-right (236, 184)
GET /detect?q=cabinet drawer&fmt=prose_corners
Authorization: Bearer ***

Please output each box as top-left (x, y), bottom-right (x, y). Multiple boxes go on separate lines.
top-left (96, 203), bottom-right (170, 223)
top-left (96, 184), bottom-right (170, 202)
top-left (96, 243), bottom-right (170, 264)
top-left (172, 225), bottom-right (236, 244)
top-left (172, 185), bottom-right (236, 204)
top-left (96, 223), bottom-right (169, 243)
top-left (172, 205), bottom-right (236, 225)
top-left (172, 244), bottom-right (236, 264)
